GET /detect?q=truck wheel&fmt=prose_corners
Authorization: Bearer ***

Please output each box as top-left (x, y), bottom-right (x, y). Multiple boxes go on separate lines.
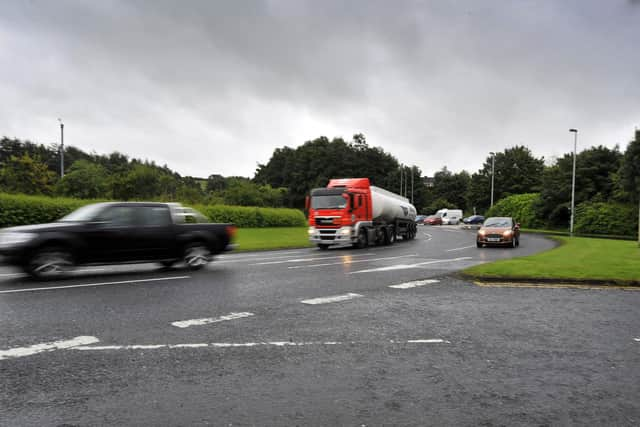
top-left (183, 242), bottom-right (210, 270)
top-left (317, 244), bottom-right (329, 250)
top-left (26, 246), bottom-right (75, 280)
top-left (477, 241), bottom-right (482, 248)
top-left (354, 229), bottom-right (367, 249)
top-left (383, 228), bottom-right (392, 245)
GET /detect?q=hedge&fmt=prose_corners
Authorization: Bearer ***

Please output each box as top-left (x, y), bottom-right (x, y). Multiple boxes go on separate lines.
top-left (574, 201), bottom-right (638, 238)
top-left (485, 193), bottom-right (544, 228)
top-left (0, 193), bottom-right (306, 228)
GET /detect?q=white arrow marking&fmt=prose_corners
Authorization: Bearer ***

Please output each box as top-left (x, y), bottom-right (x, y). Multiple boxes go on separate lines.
top-left (0, 336), bottom-right (100, 360)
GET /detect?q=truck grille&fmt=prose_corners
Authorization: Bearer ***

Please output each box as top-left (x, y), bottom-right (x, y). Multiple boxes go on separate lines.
top-left (318, 229), bottom-right (337, 241)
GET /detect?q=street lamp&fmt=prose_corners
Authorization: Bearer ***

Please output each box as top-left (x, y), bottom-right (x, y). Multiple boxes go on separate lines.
top-left (58, 118), bottom-right (65, 178)
top-left (489, 152), bottom-right (495, 207)
top-left (569, 129), bottom-right (578, 236)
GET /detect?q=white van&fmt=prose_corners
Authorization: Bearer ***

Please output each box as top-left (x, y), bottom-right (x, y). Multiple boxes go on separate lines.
top-left (436, 209), bottom-right (463, 225)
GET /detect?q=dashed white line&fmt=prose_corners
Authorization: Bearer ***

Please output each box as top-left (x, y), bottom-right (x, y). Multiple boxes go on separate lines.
top-left (0, 336), bottom-right (99, 361)
top-left (445, 245), bottom-right (477, 252)
top-left (287, 254), bottom-right (419, 269)
top-left (349, 257), bottom-right (473, 274)
top-left (73, 339), bottom-right (449, 352)
top-left (634, 338), bottom-right (640, 342)
top-left (0, 276), bottom-right (190, 294)
top-left (171, 312), bottom-right (254, 328)
top-left (253, 253), bottom-right (377, 266)
top-left (389, 279), bottom-right (440, 289)
top-left (301, 293), bottom-right (363, 305)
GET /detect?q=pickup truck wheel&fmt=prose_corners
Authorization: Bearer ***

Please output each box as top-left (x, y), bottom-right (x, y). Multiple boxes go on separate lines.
top-left (27, 246), bottom-right (74, 280)
top-left (183, 242), bottom-right (210, 270)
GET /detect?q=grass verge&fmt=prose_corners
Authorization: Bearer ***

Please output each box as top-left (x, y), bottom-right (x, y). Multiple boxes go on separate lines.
top-left (463, 236), bottom-right (640, 285)
top-left (234, 227), bottom-right (313, 252)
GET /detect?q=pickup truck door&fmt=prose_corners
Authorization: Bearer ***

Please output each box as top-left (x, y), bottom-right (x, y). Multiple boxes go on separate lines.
top-left (85, 206), bottom-right (140, 262)
top-left (132, 205), bottom-right (176, 260)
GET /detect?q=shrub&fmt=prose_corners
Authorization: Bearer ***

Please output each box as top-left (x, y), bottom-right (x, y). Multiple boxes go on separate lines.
top-left (485, 193), bottom-right (544, 228)
top-left (0, 193), bottom-right (307, 228)
top-left (574, 202), bottom-right (638, 237)
top-left (0, 193), bottom-right (101, 227)
top-left (196, 204), bottom-right (306, 227)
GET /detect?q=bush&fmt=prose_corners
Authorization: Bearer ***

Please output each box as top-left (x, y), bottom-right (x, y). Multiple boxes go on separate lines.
top-left (485, 193), bottom-right (544, 228)
top-left (574, 202), bottom-right (638, 237)
top-left (0, 193), bottom-right (307, 228)
top-left (196, 204), bottom-right (306, 227)
top-left (0, 193), bottom-right (102, 228)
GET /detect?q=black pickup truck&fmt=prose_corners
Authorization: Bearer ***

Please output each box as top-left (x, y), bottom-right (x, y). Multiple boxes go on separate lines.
top-left (0, 202), bottom-right (235, 279)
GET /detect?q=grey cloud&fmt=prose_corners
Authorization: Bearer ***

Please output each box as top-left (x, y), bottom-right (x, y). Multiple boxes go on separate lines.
top-left (1, 0), bottom-right (638, 178)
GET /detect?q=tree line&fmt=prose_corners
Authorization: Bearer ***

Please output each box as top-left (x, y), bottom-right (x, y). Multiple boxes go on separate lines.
top-left (0, 137), bottom-right (289, 207)
top-left (2, 129), bottom-right (638, 231)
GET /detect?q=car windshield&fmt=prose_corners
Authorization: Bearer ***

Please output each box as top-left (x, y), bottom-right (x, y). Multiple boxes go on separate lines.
top-left (484, 218), bottom-right (512, 227)
top-left (58, 203), bottom-right (109, 222)
top-left (311, 195), bottom-right (347, 209)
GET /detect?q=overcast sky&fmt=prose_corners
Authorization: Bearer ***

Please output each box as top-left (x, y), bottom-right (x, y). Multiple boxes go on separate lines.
top-left (1, 0), bottom-right (639, 178)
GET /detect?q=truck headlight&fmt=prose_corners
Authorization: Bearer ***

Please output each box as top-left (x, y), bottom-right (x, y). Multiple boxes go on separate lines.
top-left (0, 232), bottom-right (37, 248)
top-left (308, 227), bottom-right (316, 235)
top-left (338, 227), bottom-right (352, 236)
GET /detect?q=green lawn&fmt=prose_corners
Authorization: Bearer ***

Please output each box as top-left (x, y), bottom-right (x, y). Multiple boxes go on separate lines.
top-left (464, 236), bottom-right (640, 284)
top-left (234, 227), bottom-right (313, 252)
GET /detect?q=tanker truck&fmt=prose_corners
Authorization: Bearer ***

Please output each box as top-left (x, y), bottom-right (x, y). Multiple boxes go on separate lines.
top-left (306, 178), bottom-right (417, 249)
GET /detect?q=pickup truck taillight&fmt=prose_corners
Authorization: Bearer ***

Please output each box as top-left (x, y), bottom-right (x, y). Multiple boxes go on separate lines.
top-left (226, 225), bottom-right (237, 239)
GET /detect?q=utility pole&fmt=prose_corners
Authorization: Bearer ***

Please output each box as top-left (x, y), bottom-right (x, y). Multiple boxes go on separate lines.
top-left (489, 152), bottom-right (495, 207)
top-left (58, 118), bottom-right (65, 178)
top-left (411, 167), bottom-right (414, 204)
top-left (569, 129), bottom-right (578, 236)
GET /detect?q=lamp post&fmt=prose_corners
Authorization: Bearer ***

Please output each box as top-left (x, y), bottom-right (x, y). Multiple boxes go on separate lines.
top-left (569, 129), bottom-right (578, 236)
top-left (489, 152), bottom-right (495, 207)
top-left (58, 118), bottom-right (65, 178)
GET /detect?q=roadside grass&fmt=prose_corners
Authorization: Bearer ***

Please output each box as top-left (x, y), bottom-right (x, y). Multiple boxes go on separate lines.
top-left (464, 236), bottom-right (640, 284)
top-left (234, 227), bottom-right (313, 252)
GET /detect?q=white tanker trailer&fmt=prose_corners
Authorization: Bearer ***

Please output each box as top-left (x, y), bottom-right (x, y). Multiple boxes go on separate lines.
top-left (307, 177), bottom-right (417, 249)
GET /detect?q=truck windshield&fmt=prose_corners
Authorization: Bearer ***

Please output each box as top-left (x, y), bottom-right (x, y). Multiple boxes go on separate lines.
top-left (311, 195), bottom-right (347, 210)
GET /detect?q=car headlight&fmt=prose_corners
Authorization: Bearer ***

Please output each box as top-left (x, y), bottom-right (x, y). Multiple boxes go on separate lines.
top-left (0, 232), bottom-right (37, 248)
top-left (308, 227), bottom-right (316, 235)
top-left (503, 230), bottom-right (513, 237)
top-left (478, 229), bottom-right (486, 236)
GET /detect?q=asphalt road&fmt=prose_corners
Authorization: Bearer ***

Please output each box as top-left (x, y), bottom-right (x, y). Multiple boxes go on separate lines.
top-left (1, 226), bottom-right (638, 426)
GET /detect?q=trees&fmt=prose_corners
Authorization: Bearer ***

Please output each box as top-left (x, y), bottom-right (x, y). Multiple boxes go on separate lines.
top-left (255, 134), bottom-right (403, 208)
top-left (467, 146), bottom-right (544, 215)
top-left (538, 145), bottom-right (623, 227)
top-left (56, 160), bottom-right (108, 199)
top-left (0, 154), bottom-right (56, 195)
top-left (619, 130), bottom-right (640, 241)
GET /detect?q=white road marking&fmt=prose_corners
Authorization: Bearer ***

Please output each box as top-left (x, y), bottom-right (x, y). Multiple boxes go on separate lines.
top-left (0, 276), bottom-right (190, 294)
top-left (253, 253), bottom-right (376, 266)
top-left (216, 251), bottom-right (307, 262)
top-left (0, 336), bottom-right (99, 361)
top-left (422, 233), bottom-right (433, 240)
top-left (445, 245), bottom-right (477, 252)
top-left (439, 228), bottom-right (463, 233)
top-left (171, 312), bottom-right (254, 328)
top-left (0, 272), bottom-right (24, 277)
top-left (349, 257), bottom-right (473, 274)
top-left (389, 279), bottom-right (440, 289)
top-left (73, 339), bottom-right (449, 352)
top-left (634, 338), bottom-right (640, 342)
top-left (287, 254), bottom-right (419, 270)
top-left (301, 293), bottom-right (363, 305)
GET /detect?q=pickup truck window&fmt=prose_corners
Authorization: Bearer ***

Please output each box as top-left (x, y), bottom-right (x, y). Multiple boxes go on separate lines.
top-left (138, 206), bottom-right (172, 226)
top-left (98, 206), bottom-right (137, 226)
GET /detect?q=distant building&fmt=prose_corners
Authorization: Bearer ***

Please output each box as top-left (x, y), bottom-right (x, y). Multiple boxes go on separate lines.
top-left (422, 176), bottom-right (434, 188)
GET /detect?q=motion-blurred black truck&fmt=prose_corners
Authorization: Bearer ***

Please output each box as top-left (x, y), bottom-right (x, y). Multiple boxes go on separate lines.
top-left (0, 202), bottom-right (235, 279)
